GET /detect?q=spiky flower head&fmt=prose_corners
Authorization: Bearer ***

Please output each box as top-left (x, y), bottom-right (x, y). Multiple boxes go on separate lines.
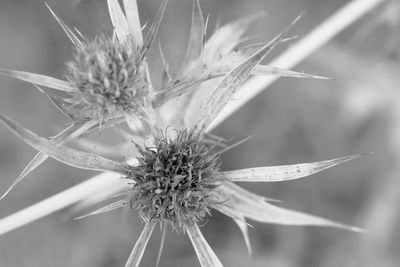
top-left (130, 130), bottom-right (221, 230)
top-left (66, 36), bottom-right (146, 118)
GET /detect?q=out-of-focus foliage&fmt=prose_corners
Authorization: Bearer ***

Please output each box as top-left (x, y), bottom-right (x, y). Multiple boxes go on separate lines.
top-left (0, 0), bottom-right (399, 266)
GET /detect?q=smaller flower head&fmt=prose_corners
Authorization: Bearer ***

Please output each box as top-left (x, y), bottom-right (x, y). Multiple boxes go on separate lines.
top-left (129, 130), bottom-right (221, 230)
top-left (66, 36), bottom-right (147, 118)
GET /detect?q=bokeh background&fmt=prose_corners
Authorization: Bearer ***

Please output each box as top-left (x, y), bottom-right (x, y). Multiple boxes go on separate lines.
top-left (0, 0), bottom-right (399, 266)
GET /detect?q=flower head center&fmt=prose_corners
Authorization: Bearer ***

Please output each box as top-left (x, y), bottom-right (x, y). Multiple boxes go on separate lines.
top-left (129, 130), bottom-right (221, 230)
top-left (66, 36), bottom-right (147, 117)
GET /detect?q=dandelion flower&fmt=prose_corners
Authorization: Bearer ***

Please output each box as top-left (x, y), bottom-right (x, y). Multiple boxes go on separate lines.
top-left (0, 1), bottom-right (366, 266)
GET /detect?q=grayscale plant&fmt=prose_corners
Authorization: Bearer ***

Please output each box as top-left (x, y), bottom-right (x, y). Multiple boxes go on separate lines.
top-left (0, 0), bottom-right (368, 266)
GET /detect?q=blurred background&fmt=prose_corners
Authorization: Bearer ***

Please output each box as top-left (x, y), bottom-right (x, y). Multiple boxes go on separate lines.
top-left (0, 0), bottom-right (399, 266)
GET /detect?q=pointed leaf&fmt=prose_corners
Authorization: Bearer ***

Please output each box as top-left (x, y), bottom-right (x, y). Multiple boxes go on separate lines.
top-left (125, 220), bottom-right (156, 267)
top-left (0, 69), bottom-right (75, 92)
top-left (154, 62), bottom-right (327, 106)
top-left (0, 121), bottom-right (99, 200)
top-left (198, 15), bottom-right (302, 130)
top-left (74, 199), bottom-right (128, 219)
top-left (123, 0), bottom-right (144, 47)
top-left (220, 154), bottom-right (365, 182)
top-left (186, 223), bottom-right (224, 267)
top-left (34, 83), bottom-right (93, 121)
top-left (179, 0), bottom-right (205, 73)
top-left (216, 182), bottom-right (363, 232)
top-left (45, 3), bottom-right (84, 48)
top-left (0, 153), bottom-right (45, 201)
top-left (198, 44), bottom-right (274, 130)
top-left (35, 85), bottom-right (75, 119)
top-left (252, 65), bottom-right (329, 79)
top-left (107, 0), bottom-right (130, 44)
top-left (140, 0), bottom-right (168, 60)
top-left (0, 115), bottom-right (127, 174)
top-left (233, 217), bottom-right (252, 256)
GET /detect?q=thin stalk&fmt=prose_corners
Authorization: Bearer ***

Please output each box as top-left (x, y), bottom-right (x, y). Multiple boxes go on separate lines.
top-left (0, 0), bottom-right (386, 235)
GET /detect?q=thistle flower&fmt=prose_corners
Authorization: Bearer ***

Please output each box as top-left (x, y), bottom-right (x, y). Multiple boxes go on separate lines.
top-left (0, 0), bottom-right (367, 266)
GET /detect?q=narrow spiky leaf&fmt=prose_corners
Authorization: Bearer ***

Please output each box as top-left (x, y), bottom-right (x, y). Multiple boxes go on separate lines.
top-left (186, 223), bottom-right (224, 267)
top-left (0, 153), bottom-right (44, 201)
top-left (208, 64), bottom-right (329, 79)
top-left (0, 121), bottom-right (100, 200)
top-left (197, 43), bottom-right (274, 130)
top-left (233, 218), bottom-right (252, 256)
top-left (212, 204), bottom-right (252, 255)
top-left (123, 0), bottom-right (144, 47)
top-left (0, 69), bottom-right (75, 92)
top-left (74, 199), bottom-right (128, 219)
top-left (2, 118), bottom-right (101, 199)
top-left (45, 3), bottom-right (84, 48)
top-left (107, 0), bottom-right (130, 44)
top-left (220, 154), bottom-right (365, 182)
top-left (34, 85), bottom-right (75, 119)
top-left (0, 115), bottom-right (127, 174)
top-left (153, 62), bottom-right (327, 106)
top-left (125, 221), bottom-right (156, 267)
top-left (217, 182), bottom-right (363, 232)
top-left (252, 65), bottom-right (330, 79)
top-left (140, 0), bottom-right (168, 60)
top-left (198, 15), bottom-right (302, 129)
top-left (180, 0), bottom-right (205, 73)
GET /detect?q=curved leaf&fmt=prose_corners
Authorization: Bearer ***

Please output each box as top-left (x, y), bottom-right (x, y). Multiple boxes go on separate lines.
top-left (0, 115), bottom-right (127, 174)
top-left (220, 154), bottom-right (366, 182)
top-left (0, 69), bottom-right (75, 92)
top-left (216, 182), bottom-right (363, 232)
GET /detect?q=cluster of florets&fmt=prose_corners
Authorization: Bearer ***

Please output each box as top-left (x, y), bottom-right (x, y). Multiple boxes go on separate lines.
top-left (66, 36), bottom-right (147, 118)
top-left (129, 130), bottom-right (221, 230)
